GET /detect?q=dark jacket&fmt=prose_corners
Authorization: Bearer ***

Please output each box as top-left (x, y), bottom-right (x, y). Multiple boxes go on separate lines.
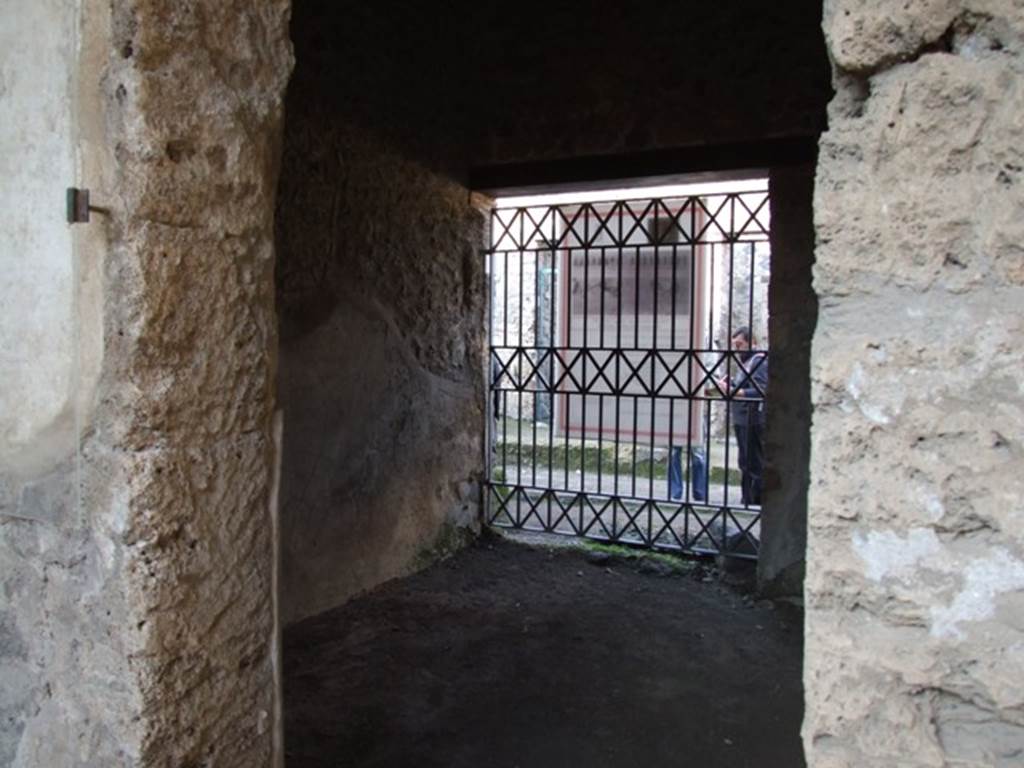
top-left (729, 351), bottom-right (768, 427)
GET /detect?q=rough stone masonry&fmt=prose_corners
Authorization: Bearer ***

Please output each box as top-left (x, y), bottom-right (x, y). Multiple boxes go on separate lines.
top-left (806, 1), bottom-right (1024, 765)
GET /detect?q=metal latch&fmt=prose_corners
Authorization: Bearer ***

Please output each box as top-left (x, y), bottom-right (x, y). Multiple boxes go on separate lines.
top-left (66, 187), bottom-right (108, 224)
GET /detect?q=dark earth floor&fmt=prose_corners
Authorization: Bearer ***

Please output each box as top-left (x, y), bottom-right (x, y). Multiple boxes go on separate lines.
top-left (284, 534), bottom-right (805, 768)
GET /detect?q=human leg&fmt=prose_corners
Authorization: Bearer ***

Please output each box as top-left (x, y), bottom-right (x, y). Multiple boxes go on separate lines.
top-left (746, 421), bottom-right (765, 505)
top-left (689, 446), bottom-right (707, 502)
top-left (733, 423), bottom-right (751, 504)
top-left (668, 445), bottom-right (683, 500)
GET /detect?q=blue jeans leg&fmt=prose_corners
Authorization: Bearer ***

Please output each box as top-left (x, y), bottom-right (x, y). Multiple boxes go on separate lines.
top-left (668, 446), bottom-right (683, 500)
top-left (689, 447), bottom-right (708, 502)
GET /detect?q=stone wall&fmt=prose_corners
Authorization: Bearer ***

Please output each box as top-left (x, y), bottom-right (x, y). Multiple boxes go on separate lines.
top-left (2, 1), bottom-right (292, 765)
top-left (101, 3), bottom-right (292, 763)
top-left (275, 1), bottom-right (487, 625)
top-left (806, 2), bottom-right (1024, 765)
top-left (760, 164), bottom-right (818, 596)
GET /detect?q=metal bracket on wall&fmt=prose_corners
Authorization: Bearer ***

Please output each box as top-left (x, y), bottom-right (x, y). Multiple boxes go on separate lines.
top-left (66, 187), bottom-right (109, 224)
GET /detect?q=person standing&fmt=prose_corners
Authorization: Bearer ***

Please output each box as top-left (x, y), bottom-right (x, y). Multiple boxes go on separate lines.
top-left (668, 444), bottom-right (708, 502)
top-left (718, 327), bottom-right (768, 505)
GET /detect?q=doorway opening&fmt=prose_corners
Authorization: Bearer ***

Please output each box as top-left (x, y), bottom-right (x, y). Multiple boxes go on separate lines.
top-left (486, 178), bottom-right (771, 559)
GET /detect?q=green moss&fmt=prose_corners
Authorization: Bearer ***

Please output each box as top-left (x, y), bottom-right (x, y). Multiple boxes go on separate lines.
top-left (581, 540), bottom-right (693, 573)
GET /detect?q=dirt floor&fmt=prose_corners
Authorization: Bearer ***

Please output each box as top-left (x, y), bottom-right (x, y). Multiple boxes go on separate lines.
top-left (283, 534), bottom-right (805, 768)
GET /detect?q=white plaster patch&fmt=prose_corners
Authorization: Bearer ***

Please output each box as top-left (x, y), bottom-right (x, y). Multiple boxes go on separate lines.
top-left (859, 401), bottom-right (891, 424)
top-left (925, 494), bottom-right (944, 523)
top-left (845, 362), bottom-right (905, 425)
top-left (852, 527), bottom-right (943, 582)
top-left (931, 549), bottom-right (1024, 641)
top-left (956, 33), bottom-right (994, 61)
top-left (97, 494), bottom-right (131, 571)
top-left (848, 363), bottom-right (865, 400)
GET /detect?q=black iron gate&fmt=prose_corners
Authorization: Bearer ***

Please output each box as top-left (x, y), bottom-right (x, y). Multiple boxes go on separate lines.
top-left (485, 187), bottom-right (770, 558)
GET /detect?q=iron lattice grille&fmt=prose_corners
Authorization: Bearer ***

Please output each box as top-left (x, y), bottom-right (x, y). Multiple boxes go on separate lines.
top-left (485, 189), bottom-right (770, 557)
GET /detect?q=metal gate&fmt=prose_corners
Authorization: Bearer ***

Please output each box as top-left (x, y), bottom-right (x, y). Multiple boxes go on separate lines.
top-left (485, 186), bottom-right (770, 558)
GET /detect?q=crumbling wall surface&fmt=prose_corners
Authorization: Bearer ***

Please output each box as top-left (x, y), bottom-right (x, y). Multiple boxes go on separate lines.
top-left (276, 1), bottom-right (486, 626)
top-left (807, 2), bottom-right (1024, 766)
top-left (760, 163), bottom-right (817, 597)
top-left (99, 2), bottom-right (292, 764)
top-left (3, 1), bottom-right (293, 766)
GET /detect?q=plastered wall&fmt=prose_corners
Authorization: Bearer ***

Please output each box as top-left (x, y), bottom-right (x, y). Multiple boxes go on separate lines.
top-left (0, 0), bottom-right (89, 488)
top-left (806, 2), bottom-right (1024, 765)
top-left (0, 1), bottom-right (119, 764)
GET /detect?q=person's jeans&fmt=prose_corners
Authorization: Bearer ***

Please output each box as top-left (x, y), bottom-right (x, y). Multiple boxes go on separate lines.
top-left (669, 446), bottom-right (707, 502)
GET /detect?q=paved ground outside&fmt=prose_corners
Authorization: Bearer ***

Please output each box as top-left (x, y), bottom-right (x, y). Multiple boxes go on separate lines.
top-left (284, 534), bottom-right (804, 768)
top-left (494, 462), bottom-right (749, 506)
